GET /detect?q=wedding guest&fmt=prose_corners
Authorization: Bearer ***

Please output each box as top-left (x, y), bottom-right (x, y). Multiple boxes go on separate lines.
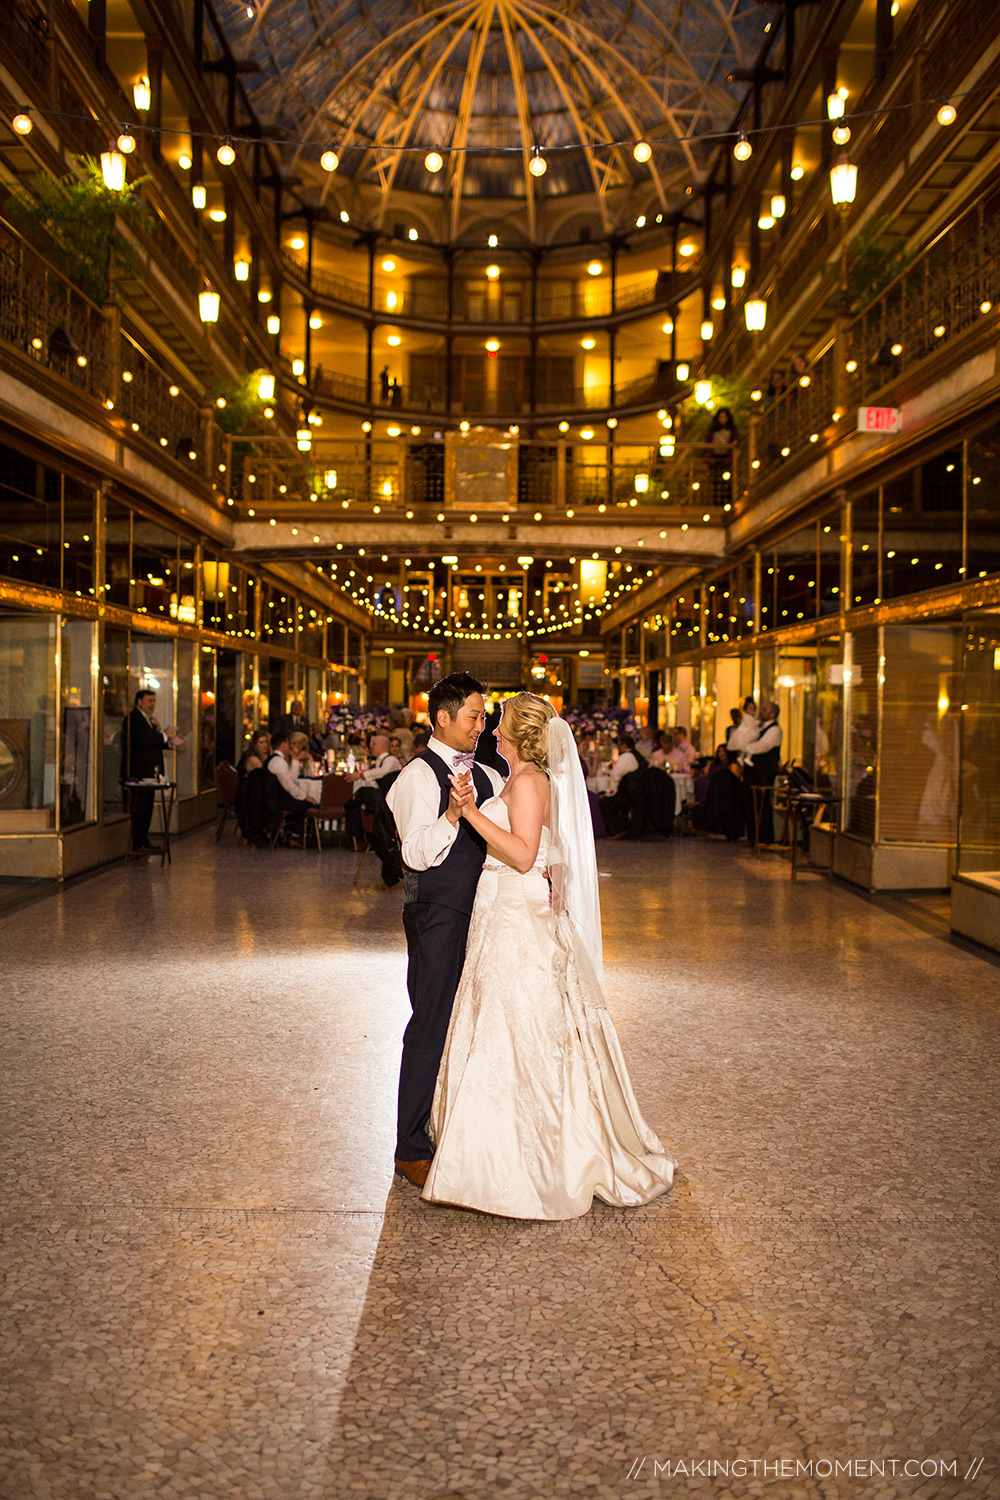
top-left (388, 707), bottom-right (415, 761)
top-left (271, 698), bottom-right (309, 741)
top-left (665, 726), bottom-right (697, 771)
top-left (727, 698), bottom-right (759, 753)
top-left (740, 701), bottom-right (783, 844)
top-left (609, 734), bottom-right (640, 790)
top-left (692, 746), bottom-right (744, 841)
top-left (388, 733), bottom-right (407, 765)
top-left (410, 727), bottom-right (431, 757)
top-left (649, 730), bottom-right (674, 768)
top-left (237, 729), bottom-right (270, 778)
top-left (267, 726), bottom-right (321, 839)
top-left (121, 689), bottom-right (183, 853)
top-left (356, 732), bottom-right (403, 787)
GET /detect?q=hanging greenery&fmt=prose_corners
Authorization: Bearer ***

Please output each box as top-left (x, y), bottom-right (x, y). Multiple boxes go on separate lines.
top-left (212, 370), bottom-right (268, 435)
top-left (6, 157), bottom-right (152, 305)
top-left (677, 374), bottom-right (754, 439)
top-left (845, 216), bottom-right (915, 313)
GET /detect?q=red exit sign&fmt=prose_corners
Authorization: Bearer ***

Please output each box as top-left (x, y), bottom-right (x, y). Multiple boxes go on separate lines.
top-left (857, 405), bottom-right (901, 433)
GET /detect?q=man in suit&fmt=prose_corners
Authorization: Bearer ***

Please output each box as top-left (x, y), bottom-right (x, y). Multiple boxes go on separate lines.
top-left (122, 689), bottom-right (182, 853)
top-left (270, 699), bottom-right (309, 743)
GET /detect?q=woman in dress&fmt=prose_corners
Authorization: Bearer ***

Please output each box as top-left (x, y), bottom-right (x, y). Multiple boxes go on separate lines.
top-left (421, 692), bottom-right (674, 1220)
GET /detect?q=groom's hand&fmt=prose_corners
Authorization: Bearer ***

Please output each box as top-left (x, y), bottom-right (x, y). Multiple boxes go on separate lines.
top-left (447, 770), bottom-right (473, 825)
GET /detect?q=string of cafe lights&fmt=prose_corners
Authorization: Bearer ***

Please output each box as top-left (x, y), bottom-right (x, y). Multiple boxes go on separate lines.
top-left (311, 554), bottom-right (655, 641)
top-left (6, 82), bottom-right (987, 194)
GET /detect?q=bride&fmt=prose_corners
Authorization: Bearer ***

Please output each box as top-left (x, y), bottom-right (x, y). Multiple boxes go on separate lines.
top-left (422, 692), bottom-right (674, 1220)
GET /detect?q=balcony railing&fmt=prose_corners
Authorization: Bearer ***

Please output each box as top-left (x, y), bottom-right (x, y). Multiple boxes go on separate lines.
top-left (0, 216), bottom-right (216, 483)
top-left (307, 364), bottom-right (674, 418)
top-left (0, 225), bottom-right (107, 404)
top-left (742, 186), bottom-right (1000, 491)
top-left (230, 437), bottom-right (734, 512)
top-left (282, 252), bottom-right (672, 326)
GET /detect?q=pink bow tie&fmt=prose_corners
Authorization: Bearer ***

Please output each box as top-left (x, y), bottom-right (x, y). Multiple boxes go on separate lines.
top-left (453, 752), bottom-right (477, 770)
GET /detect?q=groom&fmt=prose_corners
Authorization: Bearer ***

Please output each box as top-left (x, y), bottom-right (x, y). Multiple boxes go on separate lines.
top-left (385, 673), bottom-right (505, 1186)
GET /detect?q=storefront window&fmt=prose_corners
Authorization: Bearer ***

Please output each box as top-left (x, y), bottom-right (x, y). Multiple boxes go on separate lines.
top-left (844, 628), bottom-right (878, 840)
top-left (216, 648), bottom-right (239, 767)
top-left (199, 645), bottom-right (217, 790)
top-left (242, 655), bottom-right (258, 743)
top-left (175, 639), bottom-right (196, 797)
top-left (776, 650), bottom-right (817, 770)
top-left (0, 448), bottom-right (62, 592)
top-left (879, 624), bottom-right (961, 844)
top-left (60, 617), bottom-right (94, 827)
top-left (0, 608), bottom-right (56, 827)
top-left (815, 640), bottom-right (843, 801)
top-left (101, 626), bottom-right (130, 819)
top-left (957, 609), bottom-right (1000, 873)
top-left (966, 424), bottom-right (1000, 583)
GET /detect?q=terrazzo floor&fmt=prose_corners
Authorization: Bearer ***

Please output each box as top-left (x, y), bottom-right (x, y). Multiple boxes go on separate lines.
top-left (1, 831), bottom-right (998, 1500)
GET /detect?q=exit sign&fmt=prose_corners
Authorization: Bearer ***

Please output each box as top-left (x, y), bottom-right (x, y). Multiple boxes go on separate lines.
top-left (858, 405), bottom-right (902, 433)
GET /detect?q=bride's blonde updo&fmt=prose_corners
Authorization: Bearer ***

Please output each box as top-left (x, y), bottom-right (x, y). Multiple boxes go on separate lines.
top-left (498, 692), bottom-right (556, 768)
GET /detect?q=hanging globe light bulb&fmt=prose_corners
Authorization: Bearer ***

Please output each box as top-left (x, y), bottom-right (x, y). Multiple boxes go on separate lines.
top-left (12, 111), bottom-right (32, 135)
top-left (528, 150), bottom-right (547, 177)
top-left (733, 132), bottom-right (752, 161)
top-left (216, 140), bottom-right (236, 166)
top-left (424, 150), bottom-right (444, 173)
top-left (320, 150), bottom-right (339, 172)
top-left (117, 131), bottom-right (136, 154)
top-left (632, 140), bottom-right (652, 163)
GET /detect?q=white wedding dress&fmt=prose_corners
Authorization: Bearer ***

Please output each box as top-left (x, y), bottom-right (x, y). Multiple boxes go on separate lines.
top-left (422, 788), bottom-right (674, 1220)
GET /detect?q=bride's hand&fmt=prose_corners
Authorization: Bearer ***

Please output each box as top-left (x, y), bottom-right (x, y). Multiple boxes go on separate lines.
top-left (447, 770), bottom-right (474, 824)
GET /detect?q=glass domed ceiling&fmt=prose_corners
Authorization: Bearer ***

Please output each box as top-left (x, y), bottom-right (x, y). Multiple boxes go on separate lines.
top-left (217, 0), bottom-right (779, 228)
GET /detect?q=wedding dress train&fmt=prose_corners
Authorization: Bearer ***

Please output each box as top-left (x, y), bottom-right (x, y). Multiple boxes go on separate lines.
top-left (422, 796), bottom-right (674, 1220)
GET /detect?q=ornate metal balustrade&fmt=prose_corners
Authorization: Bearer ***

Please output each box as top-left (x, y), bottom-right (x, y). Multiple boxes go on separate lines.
top-left (0, 224), bottom-right (107, 403)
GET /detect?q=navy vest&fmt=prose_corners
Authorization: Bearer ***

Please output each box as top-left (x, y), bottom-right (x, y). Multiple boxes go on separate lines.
top-left (403, 748), bottom-right (492, 914)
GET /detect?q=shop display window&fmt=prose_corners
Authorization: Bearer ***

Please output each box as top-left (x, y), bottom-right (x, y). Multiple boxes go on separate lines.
top-left (957, 610), bottom-right (1000, 875)
top-left (101, 626), bottom-right (130, 820)
top-left (60, 617), bottom-right (94, 827)
top-left (198, 645), bottom-right (216, 791)
top-left (844, 628), bottom-right (878, 840)
top-left (175, 639), bottom-right (196, 797)
top-left (0, 607), bottom-right (57, 828)
top-left (879, 624), bottom-right (961, 844)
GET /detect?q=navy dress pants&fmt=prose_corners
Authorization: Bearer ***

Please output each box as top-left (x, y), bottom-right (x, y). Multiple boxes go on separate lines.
top-left (397, 901), bottom-right (471, 1161)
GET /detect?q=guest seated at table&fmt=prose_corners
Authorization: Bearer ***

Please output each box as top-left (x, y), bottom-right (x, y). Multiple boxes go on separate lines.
top-left (357, 732), bottom-right (403, 787)
top-left (649, 730), bottom-right (673, 767)
top-left (598, 735), bottom-right (644, 838)
top-left (266, 726), bottom-right (321, 842)
top-left (665, 726), bottom-right (697, 771)
top-left (635, 722), bottom-right (659, 761)
top-left (237, 729), bottom-right (270, 778)
top-left (388, 707), bottom-right (415, 762)
top-left (410, 726), bottom-right (430, 757)
top-left (388, 733), bottom-right (408, 765)
top-left (692, 745), bottom-right (744, 841)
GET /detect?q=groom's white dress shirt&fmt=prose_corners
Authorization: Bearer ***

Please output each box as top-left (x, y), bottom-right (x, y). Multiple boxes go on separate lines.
top-left (386, 735), bottom-right (505, 871)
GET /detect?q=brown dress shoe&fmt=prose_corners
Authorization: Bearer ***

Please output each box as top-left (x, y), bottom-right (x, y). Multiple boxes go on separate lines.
top-left (394, 1157), bottom-right (432, 1188)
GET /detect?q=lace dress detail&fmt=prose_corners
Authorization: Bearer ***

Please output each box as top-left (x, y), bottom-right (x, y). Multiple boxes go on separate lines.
top-left (423, 796), bottom-right (673, 1219)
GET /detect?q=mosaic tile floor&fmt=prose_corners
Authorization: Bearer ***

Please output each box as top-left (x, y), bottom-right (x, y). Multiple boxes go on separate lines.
top-left (1, 833), bottom-right (997, 1500)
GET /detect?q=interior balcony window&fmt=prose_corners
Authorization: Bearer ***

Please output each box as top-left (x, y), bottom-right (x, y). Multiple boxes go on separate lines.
top-left (966, 424), bottom-right (1000, 583)
top-left (0, 446), bottom-right (61, 592)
